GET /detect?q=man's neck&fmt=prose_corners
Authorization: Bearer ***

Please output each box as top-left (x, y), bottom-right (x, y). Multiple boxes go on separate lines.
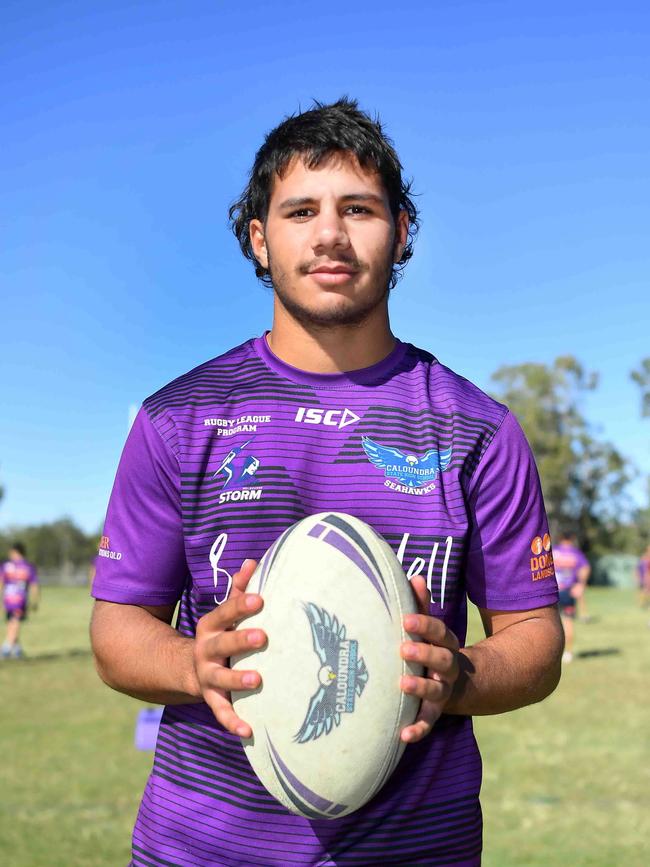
top-left (266, 309), bottom-right (396, 374)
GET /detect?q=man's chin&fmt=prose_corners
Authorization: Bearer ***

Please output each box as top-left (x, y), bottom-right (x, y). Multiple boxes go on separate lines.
top-left (276, 296), bottom-right (384, 329)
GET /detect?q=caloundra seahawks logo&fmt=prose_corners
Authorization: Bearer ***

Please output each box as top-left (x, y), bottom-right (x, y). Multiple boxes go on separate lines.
top-left (294, 603), bottom-right (369, 743)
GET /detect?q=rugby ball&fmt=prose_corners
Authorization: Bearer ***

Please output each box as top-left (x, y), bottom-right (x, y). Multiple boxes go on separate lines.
top-left (231, 511), bottom-right (422, 819)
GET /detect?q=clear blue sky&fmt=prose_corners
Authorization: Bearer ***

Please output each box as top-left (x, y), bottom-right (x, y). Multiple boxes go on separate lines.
top-left (1, 0), bottom-right (648, 534)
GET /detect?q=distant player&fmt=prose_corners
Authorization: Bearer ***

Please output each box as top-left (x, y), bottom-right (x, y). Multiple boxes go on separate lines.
top-left (637, 544), bottom-right (650, 609)
top-left (553, 532), bottom-right (590, 662)
top-left (1, 542), bottom-right (39, 659)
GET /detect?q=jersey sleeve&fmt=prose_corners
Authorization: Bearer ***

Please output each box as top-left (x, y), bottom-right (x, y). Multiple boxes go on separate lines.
top-left (464, 411), bottom-right (559, 611)
top-left (91, 408), bottom-right (188, 606)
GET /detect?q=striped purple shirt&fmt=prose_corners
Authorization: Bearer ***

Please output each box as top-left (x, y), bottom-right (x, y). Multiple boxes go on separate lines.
top-left (93, 335), bottom-right (558, 867)
top-left (2, 558), bottom-right (38, 612)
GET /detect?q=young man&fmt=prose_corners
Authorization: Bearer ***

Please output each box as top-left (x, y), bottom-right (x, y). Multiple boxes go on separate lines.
top-left (91, 99), bottom-right (563, 866)
top-left (2, 542), bottom-right (39, 659)
top-left (553, 531), bottom-right (590, 662)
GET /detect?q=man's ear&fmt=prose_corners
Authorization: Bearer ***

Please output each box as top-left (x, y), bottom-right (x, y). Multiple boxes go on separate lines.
top-left (393, 209), bottom-right (410, 263)
top-left (250, 219), bottom-right (268, 269)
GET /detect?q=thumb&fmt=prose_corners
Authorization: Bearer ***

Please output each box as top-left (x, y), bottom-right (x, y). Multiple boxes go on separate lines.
top-left (231, 558), bottom-right (259, 595)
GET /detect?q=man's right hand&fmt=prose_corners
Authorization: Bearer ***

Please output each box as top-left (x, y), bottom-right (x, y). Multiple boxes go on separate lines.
top-left (194, 558), bottom-right (265, 738)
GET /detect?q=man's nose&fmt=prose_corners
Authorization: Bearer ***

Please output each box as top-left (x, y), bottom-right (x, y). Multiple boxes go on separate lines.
top-left (311, 209), bottom-right (351, 253)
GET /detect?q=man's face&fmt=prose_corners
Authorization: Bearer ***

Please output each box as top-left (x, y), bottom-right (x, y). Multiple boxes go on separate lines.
top-left (249, 154), bottom-right (409, 328)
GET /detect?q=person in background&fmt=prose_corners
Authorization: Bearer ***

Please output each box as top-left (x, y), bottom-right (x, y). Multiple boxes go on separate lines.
top-left (636, 544), bottom-right (650, 609)
top-left (553, 531), bottom-right (590, 662)
top-left (1, 542), bottom-right (39, 659)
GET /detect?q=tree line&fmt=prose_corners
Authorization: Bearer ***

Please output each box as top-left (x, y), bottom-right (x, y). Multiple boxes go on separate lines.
top-left (1, 356), bottom-right (649, 567)
top-left (0, 518), bottom-right (99, 572)
top-left (491, 355), bottom-right (650, 557)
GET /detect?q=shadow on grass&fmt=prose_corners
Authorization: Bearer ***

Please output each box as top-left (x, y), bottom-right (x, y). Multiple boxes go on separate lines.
top-left (576, 647), bottom-right (621, 659)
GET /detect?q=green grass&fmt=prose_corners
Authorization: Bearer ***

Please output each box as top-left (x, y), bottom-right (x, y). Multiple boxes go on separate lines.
top-left (470, 589), bottom-right (650, 866)
top-left (0, 588), bottom-right (152, 866)
top-left (0, 587), bottom-right (648, 865)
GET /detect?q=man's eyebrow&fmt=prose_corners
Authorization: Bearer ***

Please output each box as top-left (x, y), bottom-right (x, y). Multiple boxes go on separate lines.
top-left (277, 196), bottom-right (317, 210)
top-left (277, 193), bottom-right (385, 210)
top-left (339, 193), bottom-right (385, 204)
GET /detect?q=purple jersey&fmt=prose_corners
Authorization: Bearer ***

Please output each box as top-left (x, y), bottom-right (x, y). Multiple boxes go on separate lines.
top-left (92, 336), bottom-right (558, 867)
top-left (2, 559), bottom-right (37, 612)
top-left (553, 542), bottom-right (589, 592)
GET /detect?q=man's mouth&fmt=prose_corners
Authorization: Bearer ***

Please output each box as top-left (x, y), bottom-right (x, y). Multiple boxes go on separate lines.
top-left (306, 263), bottom-right (360, 285)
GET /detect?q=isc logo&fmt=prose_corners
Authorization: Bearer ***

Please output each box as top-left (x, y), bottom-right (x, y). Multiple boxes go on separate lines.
top-left (294, 407), bottom-right (360, 429)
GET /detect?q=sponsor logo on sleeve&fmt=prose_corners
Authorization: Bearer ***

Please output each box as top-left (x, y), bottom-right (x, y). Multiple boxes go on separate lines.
top-left (530, 533), bottom-right (554, 581)
top-left (98, 535), bottom-right (122, 561)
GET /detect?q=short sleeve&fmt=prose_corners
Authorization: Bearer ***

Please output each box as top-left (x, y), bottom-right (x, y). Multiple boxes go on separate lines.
top-left (464, 411), bottom-right (559, 611)
top-left (91, 408), bottom-right (188, 605)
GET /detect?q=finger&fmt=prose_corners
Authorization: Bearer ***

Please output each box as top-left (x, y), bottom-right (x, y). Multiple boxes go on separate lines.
top-left (402, 613), bottom-right (460, 652)
top-left (201, 626), bottom-right (267, 661)
top-left (400, 702), bottom-right (440, 743)
top-left (204, 691), bottom-right (253, 738)
top-left (231, 559), bottom-right (259, 596)
top-left (408, 575), bottom-right (431, 616)
top-left (401, 641), bottom-right (458, 675)
top-left (400, 673), bottom-right (452, 703)
top-left (198, 590), bottom-right (263, 633)
top-left (203, 664), bottom-right (262, 693)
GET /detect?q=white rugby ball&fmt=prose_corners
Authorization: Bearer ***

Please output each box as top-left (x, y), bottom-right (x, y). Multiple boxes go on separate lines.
top-left (231, 511), bottom-right (422, 819)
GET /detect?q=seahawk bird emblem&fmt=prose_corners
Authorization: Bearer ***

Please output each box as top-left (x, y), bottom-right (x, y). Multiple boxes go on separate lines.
top-left (362, 436), bottom-right (452, 488)
top-left (295, 603), bottom-right (368, 744)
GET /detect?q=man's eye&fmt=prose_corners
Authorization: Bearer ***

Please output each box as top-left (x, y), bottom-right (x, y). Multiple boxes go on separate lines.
top-left (347, 205), bottom-right (370, 215)
top-left (289, 209), bottom-right (313, 219)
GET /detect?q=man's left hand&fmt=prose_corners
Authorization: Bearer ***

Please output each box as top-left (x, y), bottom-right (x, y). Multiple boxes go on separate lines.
top-left (399, 575), bottom-right (460, 743)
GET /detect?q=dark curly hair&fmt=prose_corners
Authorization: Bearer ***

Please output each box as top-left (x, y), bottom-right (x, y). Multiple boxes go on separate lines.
top-left (229, 97), bottom-right (419, 289)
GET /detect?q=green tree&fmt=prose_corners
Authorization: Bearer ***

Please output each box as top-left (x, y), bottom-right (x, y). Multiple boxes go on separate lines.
top-left (490, 356), bottom-right (633, 555)
top-left (0, 518), bottom-right (98, 572)
top-left (628, 358), bottom-right (650, 550)
top-left (630, 357), bottom-right (650, 417)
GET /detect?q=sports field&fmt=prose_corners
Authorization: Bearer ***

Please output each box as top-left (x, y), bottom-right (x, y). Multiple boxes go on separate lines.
top-left (0, 587), bottom-right (647, 866)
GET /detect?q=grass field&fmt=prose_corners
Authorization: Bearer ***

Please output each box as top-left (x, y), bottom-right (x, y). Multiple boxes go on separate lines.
top-left (0, 587), bottom-right (648, 866)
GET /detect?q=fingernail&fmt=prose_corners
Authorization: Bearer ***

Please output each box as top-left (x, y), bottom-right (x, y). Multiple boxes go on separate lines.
top-left (401, 676), bottom-right (417, 691)
top-left (247, 630), bottom-right (263, 645)
top-left (402, 643), bottom-right (417, 659)
top-left (242, 672), bottom-right (258, 688)
top-left (245, 594), bottom-right (258, 609)
top-left (404, 615), bottom-right (418, 630)
top-left (242, 559), bottom-right (253, 570)
top-left (236, 724), bottom-right (250, 738)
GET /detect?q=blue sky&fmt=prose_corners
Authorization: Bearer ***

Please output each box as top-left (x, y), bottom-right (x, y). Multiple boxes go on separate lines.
top-left (1, 0), bottom-right (648, 534)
